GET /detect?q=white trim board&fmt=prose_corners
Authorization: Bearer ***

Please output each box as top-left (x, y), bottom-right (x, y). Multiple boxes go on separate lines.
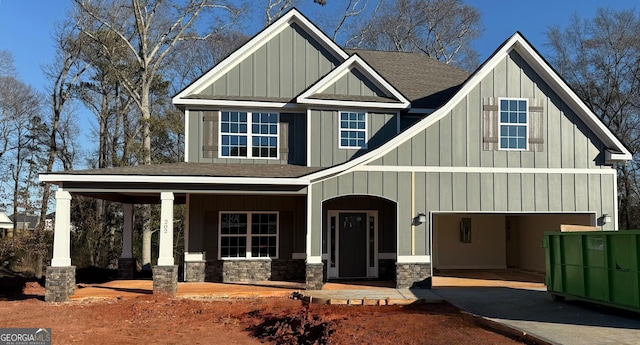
top-left (352, 165), bottom-right (618, 175)
top-left (173, 9), bottom-right (348, 104)
top-left (304, 32), bottom-right (631, 183)
top-left (297, 54), bottom-right (410, 109)
top-left (38, 174), bottom-right (310, 186)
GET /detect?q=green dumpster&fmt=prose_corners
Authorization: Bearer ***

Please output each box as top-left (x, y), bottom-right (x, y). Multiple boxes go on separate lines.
top-left (544, 230), bottom-right (640, 313)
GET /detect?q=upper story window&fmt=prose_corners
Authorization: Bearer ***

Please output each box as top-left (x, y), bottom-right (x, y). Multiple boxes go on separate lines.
top-left (339, 111), bottom-right (367, 149)
top-left (499, 99), bottom-right (527, 150)
top-left (220, 111), bottom-right (278, 158)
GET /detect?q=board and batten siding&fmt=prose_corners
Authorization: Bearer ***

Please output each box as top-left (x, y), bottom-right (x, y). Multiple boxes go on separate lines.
top-left (321, 69), bottom-right (388, 97)
top-left (371, 51), bottom-right (607, 169)
top-left (196, 23), bottom-right (340, 100)
top-left (309, 109), bottom-right (398, 167)
top-left (309, 169), bottom-right (617, 259)
top-left (186, 110), bottom-right (306, 165)
top-left (187, 194), bottom-right (307, 260)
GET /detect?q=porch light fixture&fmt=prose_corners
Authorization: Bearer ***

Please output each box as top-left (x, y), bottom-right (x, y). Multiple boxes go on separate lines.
top-left (602, 214), bottom-right (612, 224)
top-left (416, 213), bottom-right (426, 224)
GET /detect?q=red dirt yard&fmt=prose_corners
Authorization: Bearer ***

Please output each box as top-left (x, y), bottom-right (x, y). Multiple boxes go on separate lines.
top-left (0, 282), bottom-right (530, 345)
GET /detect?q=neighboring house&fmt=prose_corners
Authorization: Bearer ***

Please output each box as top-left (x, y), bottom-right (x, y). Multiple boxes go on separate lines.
top-left (39, 9), bottom-right (631, 301)
top-left (0, 212), bottom-right (13, 238)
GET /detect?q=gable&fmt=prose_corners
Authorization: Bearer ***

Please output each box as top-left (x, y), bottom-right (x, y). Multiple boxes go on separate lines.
top-left (173, 9), bottom-right (349, 107)
top-left (305, 32), bottom-right (630, 182)
top-left (195, 23), bottom-right (341, 101)
top-left (297, 54), bottom-right (410, 109)
top-left (369, 50), bottom-right (608, 169)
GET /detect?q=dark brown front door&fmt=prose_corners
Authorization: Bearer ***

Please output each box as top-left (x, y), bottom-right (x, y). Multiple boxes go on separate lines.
top-left (338, 213), bottom-right (367, 278)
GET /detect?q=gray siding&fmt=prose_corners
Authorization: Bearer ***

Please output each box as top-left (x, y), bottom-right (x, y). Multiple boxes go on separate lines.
top-left (197, 23), bottom-right (340, 100)
top-left (309, 170), bottom-right (617, 258)
top-left (322, 69), bottom-right (387, 97)
top-left (378, 51), bottom-right (607, 169)
top-left (309, 109), bottom-right (398, 167)
top-left (186, 110), bottom-right (306, 165)
top-left (187, 194), bottom-right (306, 259)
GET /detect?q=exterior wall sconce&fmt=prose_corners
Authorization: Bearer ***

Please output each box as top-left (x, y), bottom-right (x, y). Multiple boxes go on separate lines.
top-left (413, 213), bottom-right (426, 225)
top-left (603, 214), bottom-right (612, 224)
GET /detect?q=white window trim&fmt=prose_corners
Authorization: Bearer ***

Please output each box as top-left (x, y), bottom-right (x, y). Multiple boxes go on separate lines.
top-left (218, 110), bottom-right (280, 160)
top-left (218, 211), bottom-right (279, 260)
top-left (498, 98), bottom-right (528, 151)
top-left (338, 111), bottom-right (368, 149)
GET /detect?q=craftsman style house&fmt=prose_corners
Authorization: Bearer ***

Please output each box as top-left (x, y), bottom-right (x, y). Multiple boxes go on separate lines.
top-left (40, 9), bottom-right (631, 301)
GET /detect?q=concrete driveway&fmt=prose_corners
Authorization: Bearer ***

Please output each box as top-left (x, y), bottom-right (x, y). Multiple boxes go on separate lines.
top-left (433, 286), bottom-right (640, 345)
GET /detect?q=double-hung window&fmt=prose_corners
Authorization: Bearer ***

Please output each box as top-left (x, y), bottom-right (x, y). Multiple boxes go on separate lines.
top-left (339, 111), bottom-right (367, 149)
top-left (220, 111), bottom-right (278, 158)
top-left (499, 99), bottom-right (527, 150)
top-left (219, 212), bottom-right (278, 259)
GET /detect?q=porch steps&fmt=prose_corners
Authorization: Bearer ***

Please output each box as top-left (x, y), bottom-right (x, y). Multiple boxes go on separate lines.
top-left (293, 289), bottom-right (444, 305)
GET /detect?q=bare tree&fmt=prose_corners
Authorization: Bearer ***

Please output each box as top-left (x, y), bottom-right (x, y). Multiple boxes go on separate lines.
top-left (348, 0), bottom-right (481, 70)
top-left (547, 8), bottom-right (640, 228)
top-left (0, 50), bottom-right (16, 77)
top-left (72, 0), bottom-right (243, 269)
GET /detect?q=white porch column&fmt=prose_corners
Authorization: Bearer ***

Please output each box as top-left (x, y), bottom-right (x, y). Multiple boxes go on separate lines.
top-left (157, 192), bottom-right (174, 266)
top-left (121, 204), bottom-right (133, 259)
top-left (51, 189), bottom-right (72, 267)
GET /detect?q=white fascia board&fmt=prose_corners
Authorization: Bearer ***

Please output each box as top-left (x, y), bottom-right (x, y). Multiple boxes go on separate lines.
top-left (298, 98), bottom-right (408, 109)
top-left (305, 33), bottom-right (632, 182)
top-left (510, 37), bottom-right (632, 159)
top-left (173, 9), bottom-right (348, 103)
top-left (297, 55), bottom-right (410, 108)
top-left (173, 99), bottom-right (292, 109)
top-left (605, 150), bottom-right (633, 163)
top-left (39, 173), bottom-right (310, 186)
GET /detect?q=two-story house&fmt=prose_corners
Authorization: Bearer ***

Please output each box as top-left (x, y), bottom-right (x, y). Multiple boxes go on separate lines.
top-left (40, 9), bottom-right (631, 302)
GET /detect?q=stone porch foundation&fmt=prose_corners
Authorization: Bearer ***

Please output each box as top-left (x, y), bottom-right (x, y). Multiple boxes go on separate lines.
top-left (118, 258), bottom-right (136, 279)
top-left (305, 263), bottom-right (324, 290)
top-left (184, 261), bottom-right (206, 282)
top-left (396, 262), bottom-right (431, 289)
top-left (152, 265), bottom-right (178, 295)
top-left (45, 266), bottom-right (76, 302)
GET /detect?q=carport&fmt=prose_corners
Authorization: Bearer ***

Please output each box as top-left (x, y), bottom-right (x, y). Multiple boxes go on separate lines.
top-left (432, 213), bottom-right (596, 273)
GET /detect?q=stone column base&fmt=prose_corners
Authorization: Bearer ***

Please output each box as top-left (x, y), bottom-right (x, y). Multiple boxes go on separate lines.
top-left (152, 265), bottom-right (178, 295)
top-left (45, 266), bottom-right (76, 302)
top-left (184, 261), bottom-right (206, 282)
top-left (305, 263), bottom-right (324, 290)
top-left (396, 262), bottom-right (431, 289)
top-left (118, 258), bottom-right (137, 279)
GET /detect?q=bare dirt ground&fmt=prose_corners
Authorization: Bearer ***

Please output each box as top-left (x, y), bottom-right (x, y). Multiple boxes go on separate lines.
top-left (0, 279), bottom-right (532, 345)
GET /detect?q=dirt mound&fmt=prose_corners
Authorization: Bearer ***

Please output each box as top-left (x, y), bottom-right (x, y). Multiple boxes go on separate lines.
top-left (249, 305), bottom-right (335, 345)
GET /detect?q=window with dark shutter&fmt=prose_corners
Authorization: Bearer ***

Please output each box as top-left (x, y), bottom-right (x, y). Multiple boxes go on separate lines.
top-left (202, 111), bottom-right (217, 158)
top-left (483, 97), bottom-right (544, 152)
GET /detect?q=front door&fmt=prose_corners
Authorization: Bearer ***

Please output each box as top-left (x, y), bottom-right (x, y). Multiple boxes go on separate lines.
top-left (338, 213), bottom-right (367, 278)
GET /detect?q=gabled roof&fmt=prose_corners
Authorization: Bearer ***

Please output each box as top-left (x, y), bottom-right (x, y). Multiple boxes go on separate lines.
top-left (172, 8), bottom-right (348, 108)
top-left (297, 54), bottom-right (410, 109)
top-left (349, 49), bottom-right (470, 110)
top-left (305, 32), bottom-right (632, 181)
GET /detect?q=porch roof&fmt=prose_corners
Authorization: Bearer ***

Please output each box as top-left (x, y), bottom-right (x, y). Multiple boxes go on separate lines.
top-left (40, 162), bottom-right (323, 181)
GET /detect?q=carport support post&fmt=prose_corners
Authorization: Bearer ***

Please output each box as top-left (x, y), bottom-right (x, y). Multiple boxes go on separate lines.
top-left (118, 204), bottom-right (135, 279)
top-left (45, 189), bottom-right (76, 302)
top-left (153, 192), bottom-right (178, 295)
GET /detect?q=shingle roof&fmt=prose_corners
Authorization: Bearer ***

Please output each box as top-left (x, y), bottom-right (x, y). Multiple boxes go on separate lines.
top-left (348, 49), bottom-right (470, 109)
top-left (47, 162), bottom-right (322, 179)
